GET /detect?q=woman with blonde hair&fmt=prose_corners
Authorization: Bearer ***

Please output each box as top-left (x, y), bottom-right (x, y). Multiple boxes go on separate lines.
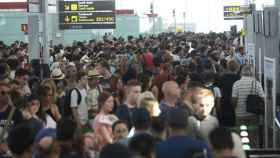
top-left (137, 91), bottom-right (156, 106)
top-left (41, 79), bottom-right (57, 103)
top-left (139, 97), bottom-right (160, 117)
top-left (138, 91), bottom-right (160, 117)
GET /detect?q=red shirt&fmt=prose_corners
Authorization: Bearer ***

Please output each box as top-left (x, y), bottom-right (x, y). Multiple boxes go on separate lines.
top-left (143, 52), bottom-right (155, 70)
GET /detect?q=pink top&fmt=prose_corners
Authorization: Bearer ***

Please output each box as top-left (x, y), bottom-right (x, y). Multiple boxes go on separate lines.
top-left (92, 113), bottom-right (116, 146)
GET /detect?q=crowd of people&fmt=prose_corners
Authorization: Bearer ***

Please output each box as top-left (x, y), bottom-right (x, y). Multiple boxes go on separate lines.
top-left (0, 31), bottom-right (265, 158)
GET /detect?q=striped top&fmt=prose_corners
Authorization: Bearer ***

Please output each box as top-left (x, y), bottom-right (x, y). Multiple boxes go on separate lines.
top-left (232, 77), bottom-right (265, 117)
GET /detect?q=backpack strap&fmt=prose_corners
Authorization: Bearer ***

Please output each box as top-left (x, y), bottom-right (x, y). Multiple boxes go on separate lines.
top-left (71, 88), bottom-right (82, 106)
top-left (208, 84), bottom-right (216, 97)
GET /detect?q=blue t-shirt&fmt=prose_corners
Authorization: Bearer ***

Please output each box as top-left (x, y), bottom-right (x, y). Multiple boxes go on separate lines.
top-left (156, 136), bottom-right (212, 158)
top-left (159, 101), bottom-right (181, 122)
top-left (116, 104), bottom-right (137, 130)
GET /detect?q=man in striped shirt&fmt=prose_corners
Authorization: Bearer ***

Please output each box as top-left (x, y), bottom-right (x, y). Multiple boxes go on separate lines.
top-left (231, 65), bottom-right (264, 147)
top-left (232, 65), bottom-right (265, 117)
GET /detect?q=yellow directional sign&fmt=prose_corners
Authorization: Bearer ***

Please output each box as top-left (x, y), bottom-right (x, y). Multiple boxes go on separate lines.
top-left (64, 5), bottom-right (70, 11)
top-left (71, 4), bottom-right (78, 11)
top-left (65, 16), bottom-right (70, 22)
top-left (59, 0), bottom-right (116, 29)
top-left (176, 27), bottom-right (183, 33)
top-left (71, 16), bottom-right (78, 23)
top-left (240, 28), bottom-right (246, 36)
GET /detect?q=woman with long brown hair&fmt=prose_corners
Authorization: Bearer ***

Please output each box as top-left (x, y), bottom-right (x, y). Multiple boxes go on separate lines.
top-left (92, 91), bottom-right (118, 147)
top-left (37, 84), bottom-right (61, 128)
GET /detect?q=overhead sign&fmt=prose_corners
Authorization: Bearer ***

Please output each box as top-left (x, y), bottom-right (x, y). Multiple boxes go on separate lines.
top-left (224, 5), bottom-right (251, 20)
top-left (59, 0), bottom-right (116, 30)
top-left (27, 0), bottom-right (40, 13)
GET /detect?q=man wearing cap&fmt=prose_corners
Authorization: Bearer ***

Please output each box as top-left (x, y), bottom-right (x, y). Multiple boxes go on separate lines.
top-left (51, 68), bottom-right (65, 81)
top-left (156, 108), bottom-right (212, 158)
top-left (86, 69), bottom-right (103, 118)
top-left (51, 68), bottom-right (67, 117)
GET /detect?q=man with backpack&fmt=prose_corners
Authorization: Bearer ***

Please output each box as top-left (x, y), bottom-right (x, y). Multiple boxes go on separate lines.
top-left (65, 71), bottom-right (88, 128)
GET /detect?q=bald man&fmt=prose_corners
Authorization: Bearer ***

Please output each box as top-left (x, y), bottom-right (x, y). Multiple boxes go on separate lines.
top-left (159, 81), bottom-right (181, 120)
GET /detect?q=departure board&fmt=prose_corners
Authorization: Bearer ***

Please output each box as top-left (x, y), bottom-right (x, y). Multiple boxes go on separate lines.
top-left (224, 5), bottom-right (251, 20)
top-left (59, 0), bottom-right (116, 29)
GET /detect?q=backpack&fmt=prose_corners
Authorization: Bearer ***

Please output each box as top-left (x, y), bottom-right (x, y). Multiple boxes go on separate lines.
top-left (63, 88), bottom-right (82, 118)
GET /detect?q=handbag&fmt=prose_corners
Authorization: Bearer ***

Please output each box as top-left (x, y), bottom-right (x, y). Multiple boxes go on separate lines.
top-left (246, 79), bottom-right (264, 115)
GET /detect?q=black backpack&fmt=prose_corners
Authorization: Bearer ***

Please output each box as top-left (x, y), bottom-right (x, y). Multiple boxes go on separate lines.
top-left (63, 88), bottom-right (82, 118)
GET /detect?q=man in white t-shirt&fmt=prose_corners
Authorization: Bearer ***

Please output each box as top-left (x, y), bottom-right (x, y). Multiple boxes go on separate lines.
top-left (70, 71), bottom-right (88, 128)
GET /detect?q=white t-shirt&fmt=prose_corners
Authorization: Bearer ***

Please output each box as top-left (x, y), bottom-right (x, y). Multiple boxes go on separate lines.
top-left (70, 88), bottom-right (88, 125)
top-left (172, 54), bottom-right (180, 62)
top-left (45, 114), bottom-right (57, 129)
top-left (10, 70), bottom-right (15, 80)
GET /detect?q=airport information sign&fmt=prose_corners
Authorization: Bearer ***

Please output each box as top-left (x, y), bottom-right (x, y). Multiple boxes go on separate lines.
top-left (59, 0), bottom-right (116, 29)
top-left (224, 5), bottom-right (251, 20)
